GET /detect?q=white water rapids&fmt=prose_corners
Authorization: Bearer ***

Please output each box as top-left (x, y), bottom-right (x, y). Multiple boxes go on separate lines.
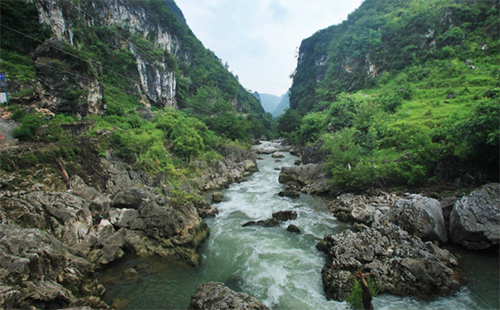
top-left (98, 141), bottom-right (499, 309)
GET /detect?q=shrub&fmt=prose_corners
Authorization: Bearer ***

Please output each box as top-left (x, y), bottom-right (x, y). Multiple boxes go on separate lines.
top-left (344, 277), bottom-right (379, 310)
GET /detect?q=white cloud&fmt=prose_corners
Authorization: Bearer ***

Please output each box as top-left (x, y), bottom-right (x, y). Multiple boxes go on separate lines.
top-left (175, 0), bottom-right (364, 96)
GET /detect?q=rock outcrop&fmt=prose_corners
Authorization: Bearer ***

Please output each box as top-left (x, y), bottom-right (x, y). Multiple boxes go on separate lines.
top-left (317, 223), bottom-right (460, 301)
top-left (278, 164), bottom-right (331, 194)
top-left (192, 147), bottom-right (258, 191)
top-left (0, 224), bottom-right (108, 309)
top-left (329, 192), bottom-right (448, 243)
top-left (389, 194), bottom-right (448, 243)
top-left (189, 282), bottom-right (269, 310)
top-left (449, 183), bottom-right (500, 250)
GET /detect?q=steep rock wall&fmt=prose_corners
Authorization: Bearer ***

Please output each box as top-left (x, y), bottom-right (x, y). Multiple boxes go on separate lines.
top-left (32, 0), bottom-right (183, 112)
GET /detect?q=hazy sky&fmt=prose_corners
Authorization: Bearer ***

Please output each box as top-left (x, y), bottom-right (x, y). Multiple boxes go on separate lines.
top-left (175, 0), bottom-right (364, 96)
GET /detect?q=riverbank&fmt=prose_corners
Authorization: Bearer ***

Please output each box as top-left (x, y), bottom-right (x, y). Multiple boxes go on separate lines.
top-left (0, 137), bottom-right (259, 309)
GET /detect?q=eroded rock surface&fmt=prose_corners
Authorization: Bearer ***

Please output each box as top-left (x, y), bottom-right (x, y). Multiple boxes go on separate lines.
top-left (0, 224), bottom-right (108, 309)
top-left (389, 194), bottom-right (448, 243)
top-left (449, 183), bottom-right (500, 250)
top-left (317, 223), bottom-right (460, 301)
top-left (189, 282), bottom-right (270, 310)
top-left (278, 164), bottom-right (331, 194)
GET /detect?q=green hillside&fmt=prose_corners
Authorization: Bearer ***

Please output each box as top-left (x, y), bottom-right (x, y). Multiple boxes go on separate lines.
top-left (0, 0), bottom-right (274, 177)
top-left (283, 0), bottom-right (499, 190)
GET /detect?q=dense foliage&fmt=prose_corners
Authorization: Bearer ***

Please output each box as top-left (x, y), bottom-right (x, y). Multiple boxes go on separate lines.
top-left (0, 0), bottom-right (275, 179)
top-left (283, 0), bottom-right (499, 189)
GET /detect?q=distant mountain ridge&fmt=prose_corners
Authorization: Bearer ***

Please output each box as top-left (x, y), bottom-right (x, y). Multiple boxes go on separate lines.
top-left (253, 91), bottom-right (289, 117)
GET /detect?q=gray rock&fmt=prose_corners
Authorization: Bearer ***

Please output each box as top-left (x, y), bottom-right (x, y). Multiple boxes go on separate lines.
top-left (278, 164), bottom-right (330, 194)
top-left (242, 219), bottom-right (280, 228)
top-left (389, 194), bottom-right (448, 243)
top-left (272, 210), bottom-right (298, 221)
top-left (212, 192), bottom-right (224, 203)
top-left (189, 282), bottom-right (270, 310)
top-left (286, 224), bottom-right (301, 234)
top-left (109, 208), bottom-right (139, 228)
top-left (70, 176), bottom-right (111, 213)
top-left (317, 223), bottom-right (460, 301)
top-left (449, 183), bottom-right (500, 250)
top-left (0, 224), bottom-right (108, 309)
top-left (271, 152), bottom-right (285, 158)
top-left (112, 188), bottom-right (150, 209)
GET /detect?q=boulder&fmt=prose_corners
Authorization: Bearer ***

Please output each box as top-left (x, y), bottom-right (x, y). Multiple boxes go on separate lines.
top-left (389, 194), bottom-right (448, 243)
top-left (198, 207), bottom-right (220, 218)
top-left (449, 183), bottom-right (500, 250)
top-left (329, 192), bottom-right (401, 225)
top-left (278, 186), bottom-right (300, 198)
top-left (189, 282), bottom-right (270, 310)
top-left (212, 192), bottom-right (224, 203)
top-left (271, 152), bottom-right (285, 158)
top-left (242, 219), bottom-right (280, 228)
top-left (286, 224), bottom-right (301, 234)
top-left (317, 223), bottom-right (460, 301)
top-left (272, 210), bottom-right (298, 221)
top-left (278, 164), bottom-right (330, 194)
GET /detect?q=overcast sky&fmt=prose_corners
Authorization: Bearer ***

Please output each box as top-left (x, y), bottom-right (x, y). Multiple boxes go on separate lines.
top-left (175, 0), bottom-right (364, 96)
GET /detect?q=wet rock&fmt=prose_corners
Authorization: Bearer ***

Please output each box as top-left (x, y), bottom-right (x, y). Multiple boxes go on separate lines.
top-left (389, 194), bottom-right (448, 243)
top-left (271, 152), bottom-right (285, 158)
top-left (278, 185), bottom-right (300, 198)
top-left (242, 219), bottom-right (280, 228)
top-left (286, 224), bottom-right (301, 234)
top-left (317, 223), bottom-right (460, 301)
top-left (449, 183), bottom-right (500, 250)
top-left (212, 192), bottom-right (224, 203)
top-left (112, 297), bottom-right (132, 309)
top-left (294, 159), bottom-right (301, 166)
top-left (189, 282), bottom-right (270, 310)
top-left (272, 210), bottom-right (298, 221)
top-left (198, 207), bottom-right (219, 218)
top-left (122, 268), bottom-right (142, 281)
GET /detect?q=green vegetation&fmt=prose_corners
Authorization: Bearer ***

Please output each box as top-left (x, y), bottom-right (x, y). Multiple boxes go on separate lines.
top-left (282, 0), bottom-right (499, 190)
top-left (0, 0), bottom-right (277, 182)
top-left (344, 277), bottom-right (379, 310)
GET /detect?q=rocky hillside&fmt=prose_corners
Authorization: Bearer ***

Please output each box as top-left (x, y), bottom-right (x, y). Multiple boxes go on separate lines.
top-left (1, 0), bottom-right (274, 138)
top-left (281, 0), bottom-right (499, 190)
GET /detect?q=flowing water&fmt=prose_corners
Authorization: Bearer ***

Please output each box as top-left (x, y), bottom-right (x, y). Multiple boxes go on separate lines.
top-left (97, 141), bottom-right (499, 309)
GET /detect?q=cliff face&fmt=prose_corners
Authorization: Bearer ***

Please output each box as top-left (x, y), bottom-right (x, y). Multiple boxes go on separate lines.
top-left (289, 0), bottom-right (499, 113)
top-left (32, 0), bottom-right (184, 115)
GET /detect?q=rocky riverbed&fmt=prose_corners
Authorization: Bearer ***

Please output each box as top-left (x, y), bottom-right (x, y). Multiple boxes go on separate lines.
top-left (1, 138), bottom-right (498, 309)
top-left (0, 140), bottom-right (258, 308)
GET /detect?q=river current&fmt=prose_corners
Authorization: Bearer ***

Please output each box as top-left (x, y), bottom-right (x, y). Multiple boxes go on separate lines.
top-left (98, 141), bottom-right (499, 309)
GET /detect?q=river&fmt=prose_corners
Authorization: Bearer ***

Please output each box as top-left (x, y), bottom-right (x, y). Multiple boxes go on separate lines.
top-left (97, 141), bottom-right (499, 309)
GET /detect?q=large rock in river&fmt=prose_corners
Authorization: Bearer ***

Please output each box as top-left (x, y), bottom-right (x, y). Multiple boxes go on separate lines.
top-left (389, 194), bottom-right (448, 243)
top-left (189, 282), bottom-right (269, 310)
top-left (449, 183), bottom-right (500, 250)
top-left (278, 164), bottom-right (331, 194)
top-left (317, 223), bottom-right (460, 301)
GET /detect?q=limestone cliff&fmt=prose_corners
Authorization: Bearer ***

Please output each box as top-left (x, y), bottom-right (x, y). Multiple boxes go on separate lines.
top-left (31, 0), bottom-right (182, 113)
